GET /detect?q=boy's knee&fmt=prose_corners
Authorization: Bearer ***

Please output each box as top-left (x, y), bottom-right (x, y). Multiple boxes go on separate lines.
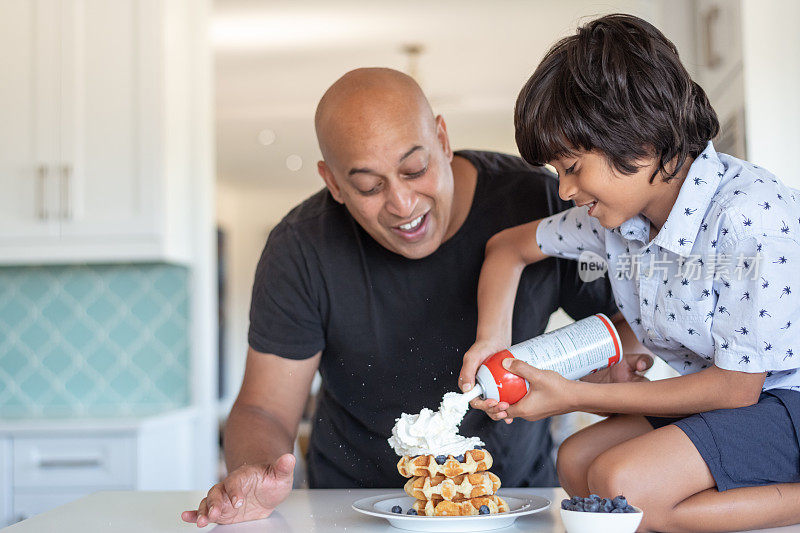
top-left (586, 448), bottom-right (636, 498)
top-left (556, 433), bottom-right (594, 495)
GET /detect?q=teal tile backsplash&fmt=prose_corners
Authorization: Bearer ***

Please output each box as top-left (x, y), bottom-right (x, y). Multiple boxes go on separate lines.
top-left (0, 264), bottom-right (190, 418)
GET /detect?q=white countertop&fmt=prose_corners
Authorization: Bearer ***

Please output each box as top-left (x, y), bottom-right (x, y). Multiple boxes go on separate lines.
top-left (5, 488), bottom-right (800, 533)
top-left (0, 406), bottom-right (200, 435)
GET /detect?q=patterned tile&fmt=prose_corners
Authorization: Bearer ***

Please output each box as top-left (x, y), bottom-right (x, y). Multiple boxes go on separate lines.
top-left (0, 264), bottom-right (190, 418)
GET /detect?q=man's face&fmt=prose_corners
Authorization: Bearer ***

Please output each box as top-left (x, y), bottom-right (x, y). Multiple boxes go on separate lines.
top-left (319, 115), bottom-right (455, 259)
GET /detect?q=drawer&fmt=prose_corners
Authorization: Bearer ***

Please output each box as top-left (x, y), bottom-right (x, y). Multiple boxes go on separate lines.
top-left (13, 436), bottom-right (135, 489)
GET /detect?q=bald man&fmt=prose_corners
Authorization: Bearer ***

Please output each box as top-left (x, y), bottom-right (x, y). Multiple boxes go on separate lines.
top-left (182, 68), bottom-right (649, 526)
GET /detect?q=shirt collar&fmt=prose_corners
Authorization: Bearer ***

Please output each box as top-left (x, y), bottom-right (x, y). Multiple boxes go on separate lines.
top-left (618, 215), bottom-right (650, 243)
top-left (652, 141), bottom-right (725, 257)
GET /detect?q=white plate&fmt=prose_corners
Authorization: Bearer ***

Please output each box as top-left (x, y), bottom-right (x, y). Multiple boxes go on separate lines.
top-left (352, 490), bottom-right (550, 532)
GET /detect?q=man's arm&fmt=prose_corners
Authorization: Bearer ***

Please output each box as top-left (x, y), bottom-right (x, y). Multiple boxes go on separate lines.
top-left (182, 347), bottom-right (320, 527)
top-left (225, 348), bottom-right (321, 471)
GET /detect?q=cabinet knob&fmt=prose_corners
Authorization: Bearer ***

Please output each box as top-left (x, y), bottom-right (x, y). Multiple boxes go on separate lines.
top-left (60, 165), bottom-right (72, 220)
top-left (36, 165), bottom-right (49, 220)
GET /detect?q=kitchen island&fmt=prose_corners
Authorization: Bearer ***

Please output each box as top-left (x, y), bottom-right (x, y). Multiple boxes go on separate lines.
top-left (4, 488), bottom-right (800, 532)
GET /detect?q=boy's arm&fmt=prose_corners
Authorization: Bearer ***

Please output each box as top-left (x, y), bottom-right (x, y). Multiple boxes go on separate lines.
top-left (476, 219), bottom-right (549, 342)
top-left (459, 219), bottom-right (548, 395)
top-left (500, 358), bottom-right (766, 422)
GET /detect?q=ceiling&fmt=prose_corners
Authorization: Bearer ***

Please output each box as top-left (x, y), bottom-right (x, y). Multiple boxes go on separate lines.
top-left (213, 0), bottom-right (661, 190)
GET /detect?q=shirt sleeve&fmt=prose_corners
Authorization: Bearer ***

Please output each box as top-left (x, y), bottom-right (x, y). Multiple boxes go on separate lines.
top-left (247, 223), bottom-right (325, 359)
top-left (712, 234), bottom-right (800, 373)
top-left (535, 205), bottom-right (606, 261)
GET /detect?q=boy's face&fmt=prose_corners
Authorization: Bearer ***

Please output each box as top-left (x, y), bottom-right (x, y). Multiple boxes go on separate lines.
top-left (548, 151), bottom-right (662, 229)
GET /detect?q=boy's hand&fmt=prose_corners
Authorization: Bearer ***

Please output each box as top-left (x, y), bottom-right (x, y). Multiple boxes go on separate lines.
top-left (459, 337), bottom-right (509, 414)
top-left (484, 358), bottom-right (577, 423)
top-left (582, 353), bottom-right (653, 384)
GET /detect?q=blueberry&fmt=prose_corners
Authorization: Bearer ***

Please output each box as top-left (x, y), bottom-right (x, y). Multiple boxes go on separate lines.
top-left (407, 509), bottom-right (417, 515)
top-left (589, 494), bottom-right (601, 501)
top-left (624, 506), bottom-right (637, 513)
top-left (561, 499), bottom-right (571, 510)
top-left (570, 496), bottom-right (582, 505)
top-left (391, 505), bottom-right (402, 514)
top-left (612, 495), bottom-right (627, 509)
top-left (602, 499), bottom-right (614, 513)
top-left (585, 500), bottom-right (601, 513)
top-left (435, 455), bottom-right (447, 465)
top-left (611, 508), bottom-right (625, 513)
top-left (456, 454), bottom-right (465, 462)
top-left (573, 502), bottom-right (585, 512)
top-left (478, 505), bottom-right (490, 515)
top-left (473, 445), bottom-right (483, 450)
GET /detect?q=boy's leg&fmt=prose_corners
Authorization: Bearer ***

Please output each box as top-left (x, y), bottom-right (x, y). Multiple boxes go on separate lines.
top-left (587, 425), bottom-right (800, 532)
top-left (556, 414), bottom-right (653, 497)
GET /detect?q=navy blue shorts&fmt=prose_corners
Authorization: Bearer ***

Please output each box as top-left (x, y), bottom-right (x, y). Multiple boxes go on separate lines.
top-left (645, 389), bottom-right (800, 491)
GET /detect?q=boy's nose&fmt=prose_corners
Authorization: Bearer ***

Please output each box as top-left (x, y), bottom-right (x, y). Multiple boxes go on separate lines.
top-left (558, 175), bottom-right (579, 202)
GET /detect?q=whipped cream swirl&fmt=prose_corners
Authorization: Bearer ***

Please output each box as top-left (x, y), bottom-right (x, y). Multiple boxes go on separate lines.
top-left (388, 391), bottom-right (484, 457)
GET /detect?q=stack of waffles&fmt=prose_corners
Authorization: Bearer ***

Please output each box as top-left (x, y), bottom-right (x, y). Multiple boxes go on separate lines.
top-left (396, 447), bottom-right (509, 516)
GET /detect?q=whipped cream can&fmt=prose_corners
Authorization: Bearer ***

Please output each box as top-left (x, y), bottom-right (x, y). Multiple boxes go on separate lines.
top-left (475, 313), bottom-right (622, 404)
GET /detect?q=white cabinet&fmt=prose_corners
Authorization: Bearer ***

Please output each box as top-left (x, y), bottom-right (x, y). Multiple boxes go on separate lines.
top-left (0, 408), bottom-right (200, 527)
top-left (0, 0), bottom-right (201, 264)
top-left (0, 438), bottom-right (11, 528)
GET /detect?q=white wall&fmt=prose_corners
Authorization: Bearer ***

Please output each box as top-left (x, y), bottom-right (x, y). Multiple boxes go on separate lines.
top-left (216, 183), bottom-right (322, 406)
top-left (741, 0), bottom-right (800, 188)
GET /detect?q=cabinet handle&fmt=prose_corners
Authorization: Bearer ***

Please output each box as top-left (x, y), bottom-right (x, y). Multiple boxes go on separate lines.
top-left (38, 458), bottom-right (102, 469)
top-left (36, 165), bottom-right (49, 220)
top-left (60, 164), bottom-right (72, 220)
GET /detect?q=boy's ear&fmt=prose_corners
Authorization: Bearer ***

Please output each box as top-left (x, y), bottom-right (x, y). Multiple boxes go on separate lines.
top-left (318, 161), bottom-right (344, 204)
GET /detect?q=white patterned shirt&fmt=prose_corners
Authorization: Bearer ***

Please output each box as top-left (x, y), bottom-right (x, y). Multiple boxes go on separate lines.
top-left (536, 142), bottom-right (800, 392)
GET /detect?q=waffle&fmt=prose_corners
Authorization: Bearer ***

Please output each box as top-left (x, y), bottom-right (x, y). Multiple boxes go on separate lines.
top-left (404, 471), bottom-right (501, 501)
top-left (411, 494), bottom-right (510, 516)
top-left (396, 448), bottom-right (493, 478)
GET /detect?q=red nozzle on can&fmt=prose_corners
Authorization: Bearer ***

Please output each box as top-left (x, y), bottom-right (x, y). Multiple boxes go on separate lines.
top-left (477, 350), bottom-right (529, 404)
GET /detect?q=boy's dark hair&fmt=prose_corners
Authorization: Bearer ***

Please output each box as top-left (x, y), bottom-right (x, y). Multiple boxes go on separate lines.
top-left (515, 13), bottom-right (719, 182)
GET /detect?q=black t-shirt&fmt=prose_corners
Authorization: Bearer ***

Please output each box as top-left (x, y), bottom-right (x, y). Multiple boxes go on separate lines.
top-left (248, 150), bottom-right (617, 488)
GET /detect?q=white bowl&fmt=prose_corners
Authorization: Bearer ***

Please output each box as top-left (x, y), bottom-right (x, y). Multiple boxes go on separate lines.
top-left (560, 505), bottom-right (643, 533)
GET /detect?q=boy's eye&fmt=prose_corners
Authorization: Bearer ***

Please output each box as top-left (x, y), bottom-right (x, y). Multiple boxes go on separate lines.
top-left (564, 162), bottom-right (577, 175)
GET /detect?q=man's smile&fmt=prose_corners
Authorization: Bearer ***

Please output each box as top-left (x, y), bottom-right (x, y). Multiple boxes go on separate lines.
top-left (391, 211), bottom-right (431, 240)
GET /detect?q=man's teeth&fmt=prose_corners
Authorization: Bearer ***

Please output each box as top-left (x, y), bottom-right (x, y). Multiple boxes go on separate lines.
top-left (399, 215), bottom-right (424, 231)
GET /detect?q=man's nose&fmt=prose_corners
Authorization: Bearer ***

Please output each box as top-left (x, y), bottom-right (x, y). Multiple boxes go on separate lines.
top-left (385, 180), bottom-right (417, 218)
top-left (558, 174), bottom-right (579, 202)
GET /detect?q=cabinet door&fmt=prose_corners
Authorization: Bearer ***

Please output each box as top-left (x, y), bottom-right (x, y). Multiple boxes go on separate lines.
top-left (58, 0), bottom-right (160, 240)
top-left (0, 0), bottom-right (61, 243)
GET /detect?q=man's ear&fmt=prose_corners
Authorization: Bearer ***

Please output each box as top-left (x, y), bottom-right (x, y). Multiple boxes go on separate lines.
top-left (435, 115), bottom-right (454, 162)
top-left (318, 161), bottom-right (344, 204)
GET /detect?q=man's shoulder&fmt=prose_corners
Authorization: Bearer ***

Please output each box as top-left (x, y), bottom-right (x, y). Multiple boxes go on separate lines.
top-left (457, 150), bottom-right (564, 218)
top-left (273, 188), bottom-right (348, 239)
top-left (456, 149), bottom-right (556, 181)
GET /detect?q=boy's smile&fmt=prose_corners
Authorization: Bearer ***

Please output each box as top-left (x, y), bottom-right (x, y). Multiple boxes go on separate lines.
top-left (549, 150), bottom-right (691, 237)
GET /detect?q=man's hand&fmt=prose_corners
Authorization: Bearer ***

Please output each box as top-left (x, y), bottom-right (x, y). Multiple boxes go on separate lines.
top-left (181, 453), bottom-right (295, 528)
top-left (581, 353), bottom-right (654, 384)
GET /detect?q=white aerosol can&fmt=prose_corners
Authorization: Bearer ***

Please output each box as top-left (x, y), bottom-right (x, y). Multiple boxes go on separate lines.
top-left (473, 313), bottom-right (622, 404)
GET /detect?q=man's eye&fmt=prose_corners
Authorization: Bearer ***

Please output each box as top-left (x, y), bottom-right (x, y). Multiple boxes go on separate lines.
top-left (359, 183), bottom-right (381, 195)
top-left (564, 163), bottom-right (577, 175)
top-left (406, 166), bottom-right (427, 178)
